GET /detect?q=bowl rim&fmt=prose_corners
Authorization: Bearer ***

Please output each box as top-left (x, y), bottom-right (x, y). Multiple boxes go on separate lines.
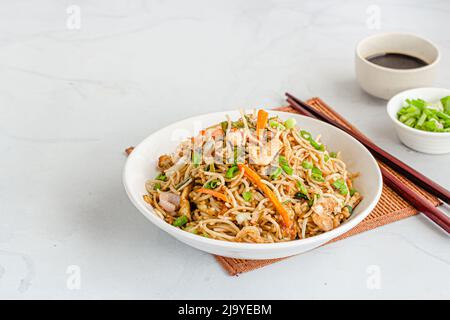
top-left (355, 32), bottom-right (440, 73)
top-left (387, 87), bottom-right (450, 137)
top-left (123, 110), bottom-right (383, 251)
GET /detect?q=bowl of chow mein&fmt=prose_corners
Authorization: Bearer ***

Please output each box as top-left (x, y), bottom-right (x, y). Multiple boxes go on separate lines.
top-left (123, 109), bottom-right (382, 259)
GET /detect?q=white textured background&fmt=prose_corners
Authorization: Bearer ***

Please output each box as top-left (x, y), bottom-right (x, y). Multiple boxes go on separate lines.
top-left (0, 0), bottom-right (449, 299)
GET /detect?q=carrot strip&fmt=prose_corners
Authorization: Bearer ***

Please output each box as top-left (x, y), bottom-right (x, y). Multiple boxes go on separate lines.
top-left (238, 164), bottom-right (292, 228)
top-left (256, 109), bottom-right (269, 138)
top-left (197, 188), bottom-right (229, 202)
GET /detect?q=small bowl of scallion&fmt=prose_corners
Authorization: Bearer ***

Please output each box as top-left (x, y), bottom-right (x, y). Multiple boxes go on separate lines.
top-left (387, 87), bottom-right (450, 154)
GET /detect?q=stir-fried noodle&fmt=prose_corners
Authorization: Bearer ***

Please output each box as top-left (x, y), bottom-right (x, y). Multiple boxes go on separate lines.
top-left (143, 110), bottom-right (362, 243)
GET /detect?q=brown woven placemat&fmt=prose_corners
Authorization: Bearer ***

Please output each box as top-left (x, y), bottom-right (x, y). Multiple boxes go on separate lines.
top-left (215, 97), bottom-right (440, 276)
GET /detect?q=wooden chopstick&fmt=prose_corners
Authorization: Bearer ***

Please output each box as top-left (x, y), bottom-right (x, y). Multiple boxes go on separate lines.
top-left (286, 92), bottom-right (450, 204)
top-left (286, 96), bottom-right (450, 234)
top-left (380, 166), bottom-right (450, 233)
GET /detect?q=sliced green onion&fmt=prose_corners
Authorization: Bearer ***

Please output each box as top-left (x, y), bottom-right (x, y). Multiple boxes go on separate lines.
top-left (284, 118), bottom-right (297, 129)
top-left (350, 188), bottom-right (358, 197)
top-left (279, 155), bottom-right (293, 175)
top-left (423, 120), bottom-right (438, 131)
top-left (310, 139), bottom-right (325, 151)
top-left (204, 179), bottom-right (221, 189)
top-left (299, 130), bottom-right (312, 140)
top-left (225, 165), bottom-right (239, 179)
top-left (269, 119), bottom-right (285, 130)
top-left (332, 178), bottom-right (348, 195)
top-left (399, 111), bottom-right (419, 123)
top-left (295, 181), bottom-right (309, 200)
top-left (311, 167), bottom-right (324, 182)
top-left (436, 111), bottom-right (450, 121)
top-left (270, 167), bottom-right (282, 180)
top-left (344, 205), bottom-right (353, 214)
top-left (397, 97), bottom-right (450, 133)
top-left (299, 130), bottom-right (324, 151)
top-left (417, 112), bottom-right (427, 127)
top-left (296, 181), bottom-right (308, 195)
top-left (242, 191), bottom-right (253, 202)
top-left (302, 161), bottom-right (313, 169)
top-left (173, 215), bottom-right (188, 227)
top-left (155, 173), bottom-right (167, 181)
top-left (329, 151), bottom-right (337, 158)
top-left (441, 96), bottom-right (450, 114)
top-left (409, 98), bottom-right (426, 109)
top-left (192, 151), bottom-right (202, 167)
top-left (324, 154), bottom-right (330, 162)
top-left (404, 117), bottom-right (416, 127)
top-left (154, 183), bottom-right (161, 190)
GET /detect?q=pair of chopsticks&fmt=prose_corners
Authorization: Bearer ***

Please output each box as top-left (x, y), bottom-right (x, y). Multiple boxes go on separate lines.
top-left (285, 93), bottom-right (450, 234)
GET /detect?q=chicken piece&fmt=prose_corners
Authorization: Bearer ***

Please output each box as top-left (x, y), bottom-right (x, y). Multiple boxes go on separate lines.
top-left (311, 213), bottom-right (333, 232)
top-left (158, 154), bottom-right (173, 170)
top-left (294, 202), bottom-right (309, 215)
top-left (248, 138), bottom-right (282, 165)
top-left (312, 197), bottom-right (338, 215)
top-left (178, 184), bottom-right (192, 219)
top-left (311, 197), bottom-right (338, 232)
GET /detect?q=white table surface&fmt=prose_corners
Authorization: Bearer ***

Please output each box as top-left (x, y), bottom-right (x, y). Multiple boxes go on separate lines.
top-left (0, 0), bottom-right (449, 299)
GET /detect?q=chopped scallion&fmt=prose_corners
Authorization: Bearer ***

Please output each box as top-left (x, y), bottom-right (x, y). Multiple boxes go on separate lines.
top-left (302, 161), bottom-right (313, 169)
top-left (270, 167), bottom-right (282, 180)
top-left (269, 119), bottom-right (286, 130)
top-left (332, 179), bottom-right (348, 195)
top-left (279, 155), bottom-right (293, 175)
top-left (242, 191), bottom-right (253, 202)
top-left (284, 118), bottom-right (297, 129)
top-left (173, 215), bottom-right (188, 227)
top-left (204, 179), bottom-right (221, 189)
top-left (299, 130), bottom-right (312, 140)
top-left (155, 173), bottom-right (167, 181)
top-left (192, 151), bottom-right (202, 167)
top-left (311, 167), bottom-right (324, 182)
top-left (225, 165), bottom-right (239, 179)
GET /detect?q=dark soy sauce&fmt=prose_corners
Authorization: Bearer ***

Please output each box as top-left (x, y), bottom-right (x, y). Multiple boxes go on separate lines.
top-left (365, 53), bottom-right (428, 69)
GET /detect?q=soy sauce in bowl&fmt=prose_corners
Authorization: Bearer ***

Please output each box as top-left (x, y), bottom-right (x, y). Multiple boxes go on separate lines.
top-left (366, 53), bottom-right (428, 70)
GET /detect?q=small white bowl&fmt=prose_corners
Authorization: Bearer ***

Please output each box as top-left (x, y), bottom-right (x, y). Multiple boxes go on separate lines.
top-left (387, 87), bottom-right (450, 154)
top-left (355, 32), bottom-right (440, 100)
top-left (123, 110), bottom-right (382, 259)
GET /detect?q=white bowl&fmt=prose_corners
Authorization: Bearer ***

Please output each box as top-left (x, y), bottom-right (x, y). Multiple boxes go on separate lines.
top-left (123, 110), bottom-right (382, 259)
top-left (387, 87), bottom-right (450, 154)
top-left (355, 32), bottom-right (440, 100)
